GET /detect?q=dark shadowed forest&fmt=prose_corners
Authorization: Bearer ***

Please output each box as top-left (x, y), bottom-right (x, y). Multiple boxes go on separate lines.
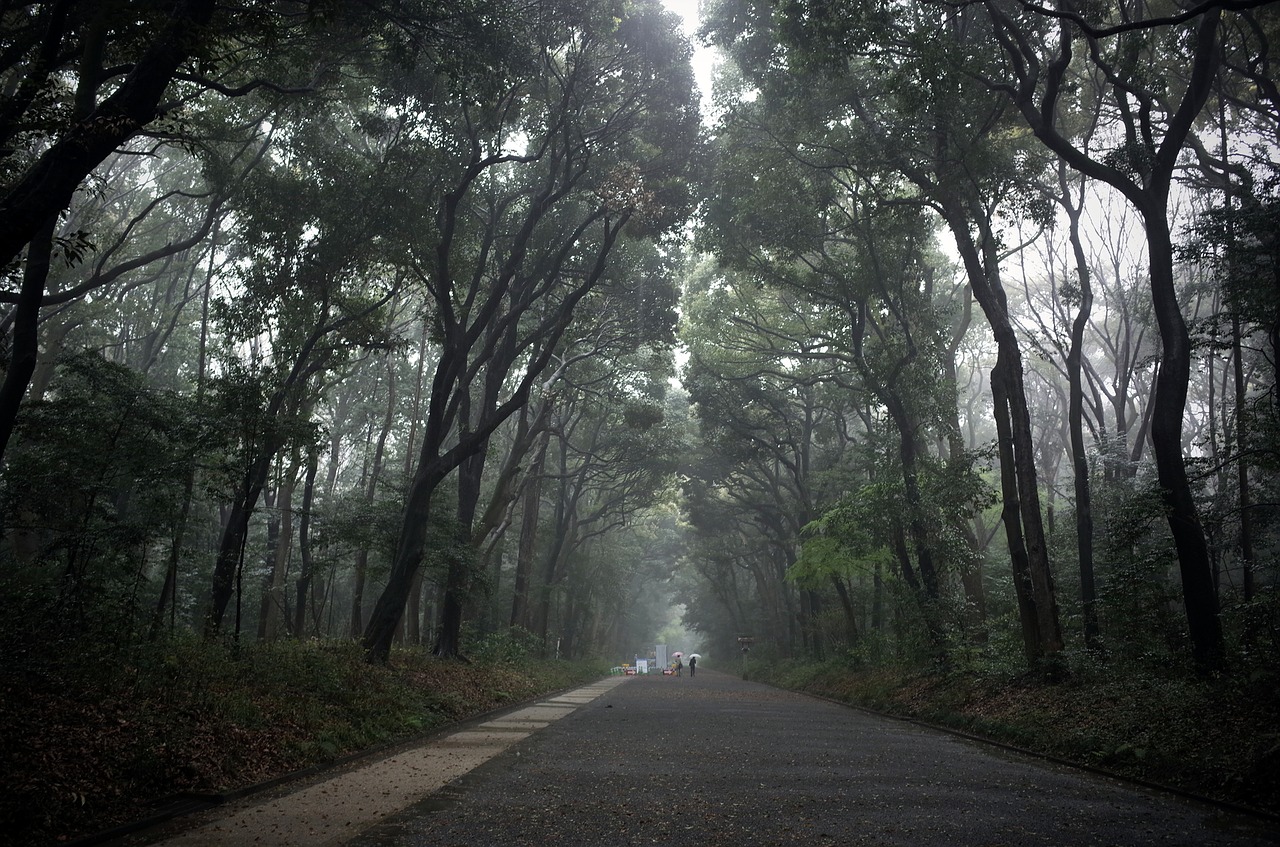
top-left (1, 0), bottom-right (1278, 843)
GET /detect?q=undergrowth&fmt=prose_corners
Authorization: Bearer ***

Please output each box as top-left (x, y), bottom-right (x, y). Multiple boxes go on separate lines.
top-left (749, 655), bottom-right (1280, 817)
top-left (0, 635), bottom-right (604, 846)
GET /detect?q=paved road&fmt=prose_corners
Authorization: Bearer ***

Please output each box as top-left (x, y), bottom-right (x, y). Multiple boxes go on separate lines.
top-left (349, 669), bottom-right (1277, 847)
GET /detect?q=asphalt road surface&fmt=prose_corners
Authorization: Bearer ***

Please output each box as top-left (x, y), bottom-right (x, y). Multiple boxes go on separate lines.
top-left (345, 669), bottom-right (1276, 847)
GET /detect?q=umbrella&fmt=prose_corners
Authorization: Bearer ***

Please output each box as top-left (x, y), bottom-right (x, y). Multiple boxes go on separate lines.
top-left (689, 653), bottom-right (701, 660)
top-left (671, 651), bottom-right (683, 658)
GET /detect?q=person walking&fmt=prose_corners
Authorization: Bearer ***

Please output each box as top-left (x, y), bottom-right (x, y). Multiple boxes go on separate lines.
top-left (689, 655), bottom-right (697, 677)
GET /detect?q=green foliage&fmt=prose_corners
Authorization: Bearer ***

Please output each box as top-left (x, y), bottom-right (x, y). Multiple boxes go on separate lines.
top-left (464, 625), bottom-right (545, 665)
top-left (1093, 473), bottom-right (1185, 662)
top-left (0, 352), bottom-right (209, 630)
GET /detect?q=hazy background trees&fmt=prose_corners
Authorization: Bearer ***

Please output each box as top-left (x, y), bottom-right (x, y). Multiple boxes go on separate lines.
top-left (686, 0), bottom-right (1278, 675)
top-left (1, 0), bottom-right (699, 666)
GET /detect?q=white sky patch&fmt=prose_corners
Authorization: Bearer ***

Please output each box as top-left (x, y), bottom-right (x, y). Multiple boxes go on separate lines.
top-left (662, 0), bottom-right (717, 119)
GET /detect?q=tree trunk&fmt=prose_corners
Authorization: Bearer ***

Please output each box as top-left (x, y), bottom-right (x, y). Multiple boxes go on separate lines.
top-left (510, 428), bottom-right (550, 630)
top-left (350, 548), bottom-right (369, 638)
top-left (150, 223), bottom-right (216, 639)
top-left (1062, 173), bottom-right (1101, 652)
top-left (830, 574), bottom-right (859, 648)
top-left (362, 181), bottom-right (628, 663)
top-left (294, 447), bottom-right (320, 636)
top-left (989, 0), bottom-right (1223, 670)
top-left (1144, 214), bottom-right (1225, 668)
top-left (351, 364), bottom-right (396, 637)
top-left (871, 557), bottom-right (883, 632)
top-left (258, 464), bottom-right (293, 640)
top-left (435, 320), bottom-right (516, 658)
top-left (947, 201), bottom-right (1062, 663)
top-left (991, 349), bottom-right (1045, 664)
top-left (943, 278), bottom-right (988, 636)
top-left (0, 215), bottom-right (56, 466)
top-left (206, 453), bottom-right (273, 637)
top-left (1233, 315), bottom-right (1255, 602)
top-left (210, 322), bottom-right (340, 635)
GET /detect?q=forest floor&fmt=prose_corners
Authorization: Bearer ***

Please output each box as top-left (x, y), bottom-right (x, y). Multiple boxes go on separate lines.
top-left (4, 641), bottom-right (1278, 846)
top-left (751, 657), bottom-right (1280, 821)
top-left (1, 637), bottom-right (605, 847)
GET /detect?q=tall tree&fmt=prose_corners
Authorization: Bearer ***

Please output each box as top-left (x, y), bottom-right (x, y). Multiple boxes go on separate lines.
top-left (979, 0), bottom-right (1231, 668)
top-left (363, 0), bottom-right (701, 662)
top-left (703, 0), bottom-right (1065, 664)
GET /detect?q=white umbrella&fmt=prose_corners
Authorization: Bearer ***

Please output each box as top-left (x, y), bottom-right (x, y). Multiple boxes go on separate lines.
top-left (689, 653), bottom-right (701, 660)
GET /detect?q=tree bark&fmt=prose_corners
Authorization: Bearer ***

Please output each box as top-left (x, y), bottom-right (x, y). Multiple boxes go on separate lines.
top-left (946, 198), bottom-right (1063, 663)
top-left (0, 215), bottom-right (56, 466)
top-left (511, 429), bottom-right (550, 630)
top-left (294, 447), bottom-right (320, 636)
top-left (1061, 167), bottom-right (1101, 651)
top-left (258, 462), bottom-right (294, 641)
top-left (830, 574), bottom-right (859, 648)
top-left (351, 363), bottom-right (396, 637)
top-left (1146, 216), bottom-right (1225, 668)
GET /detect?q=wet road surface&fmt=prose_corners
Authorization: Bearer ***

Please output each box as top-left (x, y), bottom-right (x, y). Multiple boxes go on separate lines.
top-left (349, 669), bottom-right (1277, 847)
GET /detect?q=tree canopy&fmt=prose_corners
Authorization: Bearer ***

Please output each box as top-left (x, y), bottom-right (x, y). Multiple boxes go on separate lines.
top-left (1, 0), bottom-right (1277, 684)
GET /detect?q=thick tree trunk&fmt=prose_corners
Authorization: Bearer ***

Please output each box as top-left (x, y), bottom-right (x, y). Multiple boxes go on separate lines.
top-left (363, 460), bottom-right (448, 660)
top-left (435, 319), bottom-right (516, 658)
top-left (205, 453), bottom-right (273, 637)
top-left (0, 215), bottom-right (56, 466)
top-left (433, 449), bottom-right (486, 659)
top-left (1145, 215), bottom-right (1224, 669)
top-left (350, 549), bottom-right (369, 638)
top-left (991, 347), bottom-right (1046, 663)
top-left (891, 522), bottom-right (921, 596)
